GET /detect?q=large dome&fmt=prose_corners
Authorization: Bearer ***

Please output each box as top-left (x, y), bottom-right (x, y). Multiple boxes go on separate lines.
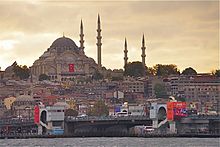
top-left (50, 36), bottom-right (79, 51)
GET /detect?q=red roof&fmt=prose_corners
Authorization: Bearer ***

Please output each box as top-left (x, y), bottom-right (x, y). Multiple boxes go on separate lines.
top-left (45, 95), bottom-right (59, 99)
top-left (193, 75), bottom-right (219, 83)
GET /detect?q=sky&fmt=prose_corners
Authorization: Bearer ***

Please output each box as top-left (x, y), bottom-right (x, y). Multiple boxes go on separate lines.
top-left (0, 0), bottom-right (219, 73)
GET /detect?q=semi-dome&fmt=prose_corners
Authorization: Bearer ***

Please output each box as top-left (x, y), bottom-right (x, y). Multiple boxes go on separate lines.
top-left (15, 95), bottom-right (34, 102)
top-left (54, 102), bottom-right (70, 109)
top-left (50, 36), bottom-right (79, 52)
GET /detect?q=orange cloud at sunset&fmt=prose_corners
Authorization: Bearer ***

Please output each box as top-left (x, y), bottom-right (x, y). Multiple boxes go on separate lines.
top-left (0, 0), bottom-right (219, 72)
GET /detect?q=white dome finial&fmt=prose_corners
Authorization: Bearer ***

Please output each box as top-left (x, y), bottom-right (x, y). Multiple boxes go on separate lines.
top-left (169, 96), bottom-right (177, 102)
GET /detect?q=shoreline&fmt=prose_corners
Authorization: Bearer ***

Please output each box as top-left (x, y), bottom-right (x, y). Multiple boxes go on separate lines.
top-left (0, 134), bottom-right (219, 139)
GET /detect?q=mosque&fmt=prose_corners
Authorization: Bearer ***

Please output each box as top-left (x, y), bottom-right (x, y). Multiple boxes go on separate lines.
top-left (30, 15), bottom-right (147, 81)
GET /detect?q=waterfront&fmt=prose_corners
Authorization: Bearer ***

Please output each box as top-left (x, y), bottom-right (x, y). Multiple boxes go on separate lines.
top-left (0, 137), bottom-right (219, 147)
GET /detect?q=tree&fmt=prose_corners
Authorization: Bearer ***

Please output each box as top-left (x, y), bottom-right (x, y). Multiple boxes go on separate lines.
top-left (176, 97), bottom-right (186, 102)
top-left (146, 67), bottom-right (156, 76)
top-left (92, 70), bottom-right (103, 80)
top-left (39, 74), bottom-right (50, 81)
top-left (65, 109), bottom-right (78, 117)
top-left (87, 100), bottom-right (109, 116)
top-left (182, 67), bottom-right (197, 75)
top-left (154, 83), bottom-right (168, 98)
top-left (111, 76), bottom-right (123, 81)
top-left (124, 61), bottom-right (146, 77)
top-left (153, 64), bottom-right (180, 76)
top-left (212, 69), bottom-right (220, 77)
top-left (13, 64), bottom-right (30, 80)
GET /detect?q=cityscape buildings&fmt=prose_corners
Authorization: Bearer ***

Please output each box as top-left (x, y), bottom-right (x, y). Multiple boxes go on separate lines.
top-left (0, 14), bottom-right (219, 121)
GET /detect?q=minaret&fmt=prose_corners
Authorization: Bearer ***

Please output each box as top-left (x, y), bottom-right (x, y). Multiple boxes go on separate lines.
top-left (79, 19), bottom-right (85, 54)
top-left (141, 34), bottom-right (146, 66)
top-left (124, 38), bottom-right (128, 68)
top-left (97, 14), bottom-right (102, 67)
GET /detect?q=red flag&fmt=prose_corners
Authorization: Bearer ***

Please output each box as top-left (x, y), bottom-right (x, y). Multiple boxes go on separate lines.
top-left (34, 105), bottom-right (40, 124)
top-left (69, 64), bottom-right (74, 72)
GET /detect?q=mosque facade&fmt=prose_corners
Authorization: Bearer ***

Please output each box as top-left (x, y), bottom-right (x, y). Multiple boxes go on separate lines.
top-left (30, 16), bottom-right (102, 81)
top-left (31, 36), bottom-right (98, 81)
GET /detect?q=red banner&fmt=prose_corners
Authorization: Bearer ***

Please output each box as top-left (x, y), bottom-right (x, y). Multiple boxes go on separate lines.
top-left (69, 64), bottom-right (74, 72)
top-left (173, 102), bottom-right (187, 117)
top-left (167, 102), bottom-right (187, 121)
top-left (34, 105), bottom-right (40, 124)
top-left (167, 102), bottom-right (174, 121)
top-left (173, 102), bottom-right (186, 108)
